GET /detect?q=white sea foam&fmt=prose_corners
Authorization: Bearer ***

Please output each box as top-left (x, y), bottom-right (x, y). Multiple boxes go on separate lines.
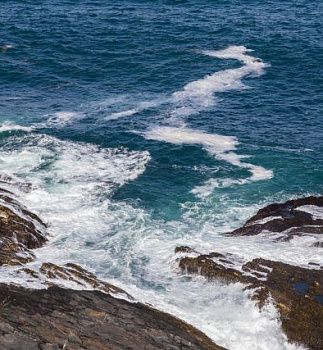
top-left (46, 111), bottom-right (82, 126)
top-left (142, 45), bottom-right (272, 198)
top-left (145, 126), bottom-right (238, 153)
top-left (0, 134), bottom-right (150, 192)
top-left (204, 45), bottom-right (263, 65)
top-left (29, 45), bottom-right (269, 134)
top-left (298, 205), bottom-right (323, 220)
top-left (171, 45), bottom-right (269, 117)
top-left (37, 46), bottom-right (268, 130)
top-left (104, 99), bottom-right (164, 121)
top-left (42, 95), bottom-right (165, 126)
top-left (0, 121), bottom-right (33, 133)
top-left (251, 215), bottom-right (282, 225)
top-left (113, 278), bottom-right (302, 350)
top-left (145, 126), bottom-right (273, 198)
top-left (106, 109), bottom-right (138, 120)
top-left (0, 44), bottom-right (13, 52)
top-left (191, 178), bottom-right (247, 198)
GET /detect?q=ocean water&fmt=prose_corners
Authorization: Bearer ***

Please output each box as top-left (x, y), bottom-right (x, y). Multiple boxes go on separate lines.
top-left (0, 1), bottom-right (322, 349)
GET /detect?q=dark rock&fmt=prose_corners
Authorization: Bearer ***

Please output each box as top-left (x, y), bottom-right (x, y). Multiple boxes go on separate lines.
top-left (176, 248), bottom-right (323, 350)
top-left (0, 283), bottom-right (225, 350)
top-left (175, 246), bottom-right (199, 254)
top-left (0, 202), bottom-right (47, 249)
top-left (228, 196), bottom-right (323, 241)
top-left (39, 262), bottom-right (132, 298)
top-left (0, 237), bottom-right (35, 266)
top-left (18, 268), bottom-right (39, 279)
top-left (0, 192), bottom-right (47, 266)
top-left (179, 254), bottom-right (245, 284)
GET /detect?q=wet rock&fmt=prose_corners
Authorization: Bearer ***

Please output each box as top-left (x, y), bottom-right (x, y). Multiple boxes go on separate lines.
top-left (0, 202), bottom-right (47, 249)
top-left (175, 246), bottom-right (199, 254)
top-left (39, 262), bottom-right (131, 298)
top-left (176, 248), bottom-right (323, 350)
top-left (0, 190), bottom-right (47, 266)
top-left (245, 259), bottom-right (323, 350)
top-left (0, 237), bottom-right (35, 266)
top-left (179, 253), bottom-right (245, 284)
top-left (18, 267), bottom-right (39, 279)
top-left (228, 196), bottom-right (323, 241)
top-left (0, 174), bottom-right (33, 193)
top-left (0, 283), bottom-right (225, 350)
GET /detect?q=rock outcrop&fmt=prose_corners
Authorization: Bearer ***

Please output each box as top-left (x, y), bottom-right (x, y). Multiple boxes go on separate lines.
top-left (0, 283), bottom-right (225, 350)
top-left (2, 179), bottom-right (322, 350)
top-left (177, 248), bottom-right (323, 349)
top-left (19, 262), bottom-right (132, 299)
top-left (0, 182), bottom-right (225, 350)
top-left (228, 196), bottom-right (323, 242)
top-left (175, 195), bottom-right (323, 349)
top-left (0, 187), bottom-right (47, 266)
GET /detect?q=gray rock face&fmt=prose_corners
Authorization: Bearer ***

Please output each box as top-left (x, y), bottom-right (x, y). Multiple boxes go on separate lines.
top-left (0, 283), bottom-right (225, 350)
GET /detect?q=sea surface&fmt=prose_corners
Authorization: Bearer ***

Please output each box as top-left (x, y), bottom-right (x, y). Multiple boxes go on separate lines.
top-left (0, 1), bottom-right (322, 349)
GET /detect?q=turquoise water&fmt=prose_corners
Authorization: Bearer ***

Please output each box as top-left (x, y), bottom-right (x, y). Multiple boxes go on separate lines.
top-left (0, 1), bottom-right (322, 349)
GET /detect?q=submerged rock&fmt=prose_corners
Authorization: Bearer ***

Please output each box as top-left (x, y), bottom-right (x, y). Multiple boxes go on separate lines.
top-left (228, 196), bottom-right (323, 241)
top-left (0, 283), bottom-right (225, 350)
top-left (177, 249), bottom-right (323, 349)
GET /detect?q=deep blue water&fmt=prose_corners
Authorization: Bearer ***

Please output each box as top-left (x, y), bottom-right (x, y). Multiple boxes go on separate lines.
top-left (1, 1), bottom-right (322, 221)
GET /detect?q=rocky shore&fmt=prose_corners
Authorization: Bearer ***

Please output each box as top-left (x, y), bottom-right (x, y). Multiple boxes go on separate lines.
top-left (176, 196), bottom-right (323, 350)
top-left (0, 283), bottom-right (223, 350)
top-left (0, 180), bottom-right (224, 350)
top-left (228, 196), bottom-right (323, 244)
top-left (0, 180), bottom-right (322, 349)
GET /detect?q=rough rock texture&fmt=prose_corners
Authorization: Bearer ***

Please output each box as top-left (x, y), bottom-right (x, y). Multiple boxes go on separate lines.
top-left (176, 247), bottom-right (323, 350)
top-left (175, 195), bottom-right (323, 348)
top-left (0, 283), bottom-right (225, 350)
top-left (0, 189), bottom-right (47, 266)
top-left (229, 196), bottom-right (323, 241)
top-left (28, 262), bottom-right (131, 298)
